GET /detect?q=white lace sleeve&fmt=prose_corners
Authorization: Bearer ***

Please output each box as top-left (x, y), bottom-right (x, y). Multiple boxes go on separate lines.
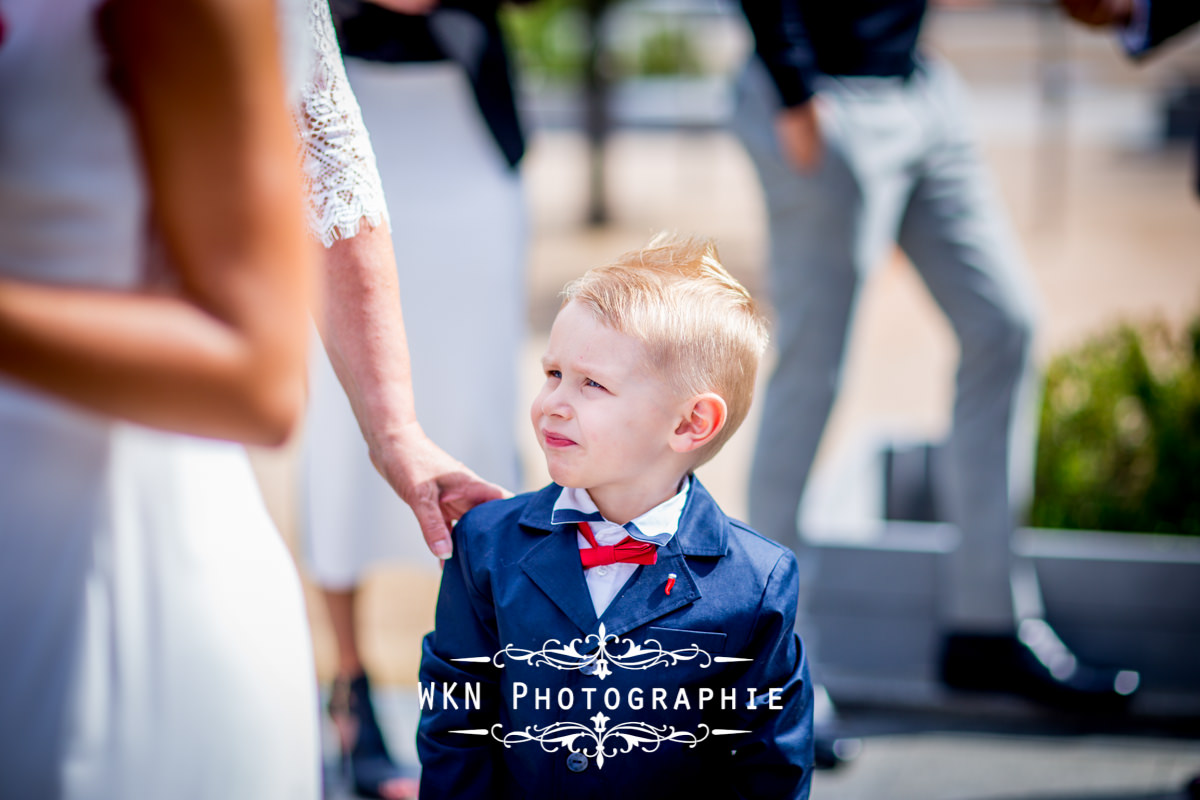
top-left (294, 0), bottom-right (390, 247)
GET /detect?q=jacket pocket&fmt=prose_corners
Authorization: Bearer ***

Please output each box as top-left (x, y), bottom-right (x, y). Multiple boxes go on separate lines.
top-left (644, 626), bottom-right (727, 656)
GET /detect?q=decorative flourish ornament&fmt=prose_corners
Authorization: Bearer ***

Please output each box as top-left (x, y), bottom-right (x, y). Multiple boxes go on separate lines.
top-left (453, 623), bottom-right (751, 680)
top-left (451, 713), bottom-right (749, 769)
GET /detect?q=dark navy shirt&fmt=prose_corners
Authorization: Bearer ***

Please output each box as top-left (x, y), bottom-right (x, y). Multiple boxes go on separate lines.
top-left (740, 0), bottom-right (927, 106)
top-left (328, 0), bottom-right (526, 168)
top-left (331, 0), bottom-right (446, 63)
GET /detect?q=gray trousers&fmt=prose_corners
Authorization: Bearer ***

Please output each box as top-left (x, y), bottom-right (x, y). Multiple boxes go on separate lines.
top-left (733, 58), bottom-right (1041, 631)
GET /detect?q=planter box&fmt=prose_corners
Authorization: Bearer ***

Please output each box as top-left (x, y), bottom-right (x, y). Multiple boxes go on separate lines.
top-left (799, 435), bottom-right (1200, 719)
top-left (805, 523), bottom-right (1200, 718)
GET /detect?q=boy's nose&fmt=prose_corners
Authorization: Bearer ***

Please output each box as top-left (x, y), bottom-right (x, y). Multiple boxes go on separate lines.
top-left (540, 386), bottom-right (572, 419)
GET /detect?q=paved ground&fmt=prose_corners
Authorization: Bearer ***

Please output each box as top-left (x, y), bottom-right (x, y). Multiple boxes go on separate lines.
top-left (805, 731), bottom-right (1200, 800)
top-left (248, 6), bottom-right (1200, 796)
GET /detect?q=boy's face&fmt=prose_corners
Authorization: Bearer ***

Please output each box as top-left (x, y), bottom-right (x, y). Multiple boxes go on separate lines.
top-left (532, 301), bottom-right (689, 519)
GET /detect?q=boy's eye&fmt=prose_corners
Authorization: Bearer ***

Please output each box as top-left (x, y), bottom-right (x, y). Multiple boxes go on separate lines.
top-left (546, 369), bottom-right (561, 380)
top-left (584, 378), bottom-right (605, 390)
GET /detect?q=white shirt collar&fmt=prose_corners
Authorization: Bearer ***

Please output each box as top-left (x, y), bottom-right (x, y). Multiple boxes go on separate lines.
top-left (550, 478), bottom-right (691, 547)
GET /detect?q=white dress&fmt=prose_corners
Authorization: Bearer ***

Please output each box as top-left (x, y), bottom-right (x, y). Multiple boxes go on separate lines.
top-left (0, 1), bottom-right (341, 797)
top-left (303, 48), bottom-right (526, 588)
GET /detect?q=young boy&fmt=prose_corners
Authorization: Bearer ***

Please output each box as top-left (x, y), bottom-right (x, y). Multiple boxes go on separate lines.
top-left (417, 235), bottom-right (814, 799)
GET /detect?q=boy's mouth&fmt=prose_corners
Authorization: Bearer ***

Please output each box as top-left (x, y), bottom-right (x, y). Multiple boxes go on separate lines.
top-left (541, 430), bottom-right (576, 448)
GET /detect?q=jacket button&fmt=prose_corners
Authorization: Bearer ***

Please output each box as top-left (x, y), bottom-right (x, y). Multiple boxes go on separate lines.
top-left (566, 751), bottom-right (588, 773)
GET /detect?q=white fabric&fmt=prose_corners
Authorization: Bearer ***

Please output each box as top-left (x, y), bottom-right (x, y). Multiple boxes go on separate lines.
top-left (0, 1), bottom-right (319, 797)
top-left (553, 481), bottom-right (691, 616)
top-left (295, 0), bottom-right (389, 246)
top-left (303, 61), bottom-right (525, 586)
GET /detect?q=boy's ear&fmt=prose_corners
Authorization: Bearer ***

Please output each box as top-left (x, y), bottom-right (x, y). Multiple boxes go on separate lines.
top-left (670, 393), bottom-right (727, 454)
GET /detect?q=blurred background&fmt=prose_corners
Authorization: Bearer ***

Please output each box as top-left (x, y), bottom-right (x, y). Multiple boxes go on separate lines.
top-left (252, 0), bottom-right (1200, 795)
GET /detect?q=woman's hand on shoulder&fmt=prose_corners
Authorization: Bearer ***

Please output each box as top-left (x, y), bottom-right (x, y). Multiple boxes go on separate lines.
top-left (370, 422), bottom-right (510, 560)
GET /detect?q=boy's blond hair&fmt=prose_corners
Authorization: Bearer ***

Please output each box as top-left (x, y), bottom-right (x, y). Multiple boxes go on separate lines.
top-left (562, 233), bottom-right (769, 465)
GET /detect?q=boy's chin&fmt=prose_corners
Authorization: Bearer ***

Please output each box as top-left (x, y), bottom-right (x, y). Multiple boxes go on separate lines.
top-left (544, 465), bottom-right (584, 489)
top-left (548, 474), bottom-right (584, 489)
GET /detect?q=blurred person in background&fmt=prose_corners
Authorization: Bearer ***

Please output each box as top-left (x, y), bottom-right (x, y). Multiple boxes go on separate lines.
top-left (0, 0), bottom-right (320, 796)
top-left (733, 0), bottom-right (1141, 738)
top-left (303, 0), bottom-right (530, 796)
top-left (1059, 0), bottom-right (1200, 195)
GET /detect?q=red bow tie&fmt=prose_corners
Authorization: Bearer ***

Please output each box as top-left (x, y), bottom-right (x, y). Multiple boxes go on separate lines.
top-left (578, 521), bottom-right (658, 568)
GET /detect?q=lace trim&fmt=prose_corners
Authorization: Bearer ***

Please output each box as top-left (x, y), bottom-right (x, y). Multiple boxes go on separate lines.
top-left (294, 0), bottom-right (390, 248)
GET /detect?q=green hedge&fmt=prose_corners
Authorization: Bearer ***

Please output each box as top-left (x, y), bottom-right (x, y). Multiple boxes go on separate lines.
top-left (501, 0), bottom-right (706, 82)
top-left (1031, 317), bottom-right (1200, 535)
top-left (502, 0), bottom-right (588, 83)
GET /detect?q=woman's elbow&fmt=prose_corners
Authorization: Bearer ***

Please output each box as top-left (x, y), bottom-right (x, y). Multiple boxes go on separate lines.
top-left (235, 343), bottom-right (308, 447)
top-left (245, 376), bottom-right (305, 447)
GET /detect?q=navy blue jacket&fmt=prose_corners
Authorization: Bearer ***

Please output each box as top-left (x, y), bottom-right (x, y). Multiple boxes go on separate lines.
top-left (417, 479), bottom-right (814, 799)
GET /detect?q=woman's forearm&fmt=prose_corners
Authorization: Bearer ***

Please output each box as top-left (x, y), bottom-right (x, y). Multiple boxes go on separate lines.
top-left (315, 223), bottom-right (507, 558)
top-left (316, 223), bottom-right (421, 453)
top-left (0, 280), bottom-right (306, 445)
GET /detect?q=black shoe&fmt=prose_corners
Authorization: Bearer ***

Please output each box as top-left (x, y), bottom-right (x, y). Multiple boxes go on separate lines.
top-left (939, 619), bottom-right (1140, 711)
top-left (328, 673), bottom-right (419, 799)
top-left (814, 735), bottom-right (863, 770)
top-left (1186, 773), bottom-right (1200, 800)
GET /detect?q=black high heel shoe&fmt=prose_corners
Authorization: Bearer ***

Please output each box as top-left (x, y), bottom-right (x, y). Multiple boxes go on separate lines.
top-left (328, 672), bottom-right (419, 799)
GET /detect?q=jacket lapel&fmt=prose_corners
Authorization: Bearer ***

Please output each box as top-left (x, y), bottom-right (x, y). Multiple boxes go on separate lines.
top-left (598, 478), bottom-right (728, 640)
top-left (598, 537), bottom-right (699, 639)
top-left (519, 485), bottom-right (598, 636)
top-left (516, 479), bottom-right (730, 641)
